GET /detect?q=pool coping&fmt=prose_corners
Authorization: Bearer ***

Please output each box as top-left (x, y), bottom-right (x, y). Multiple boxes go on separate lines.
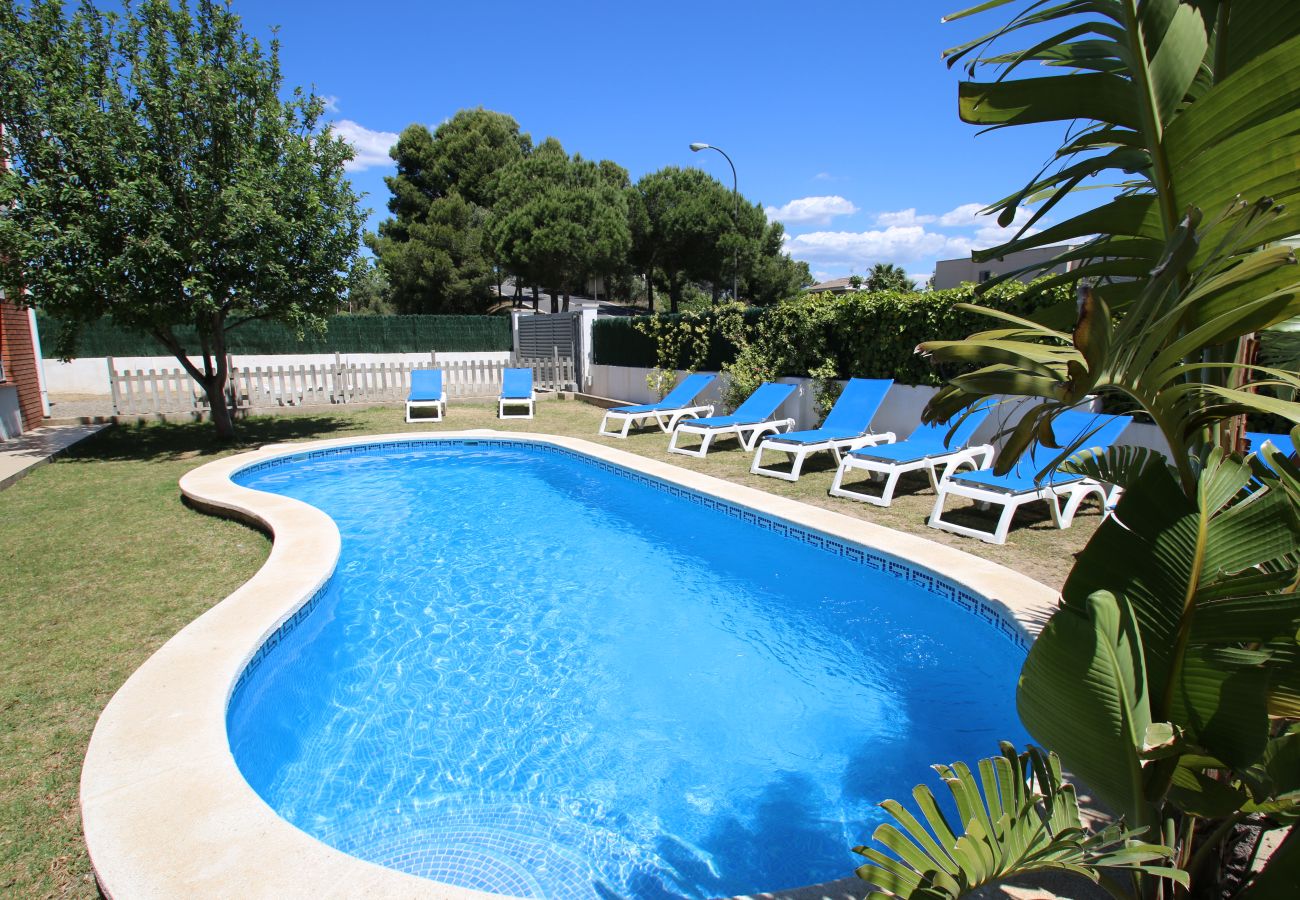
top-left (80, 429), bottom-right (1060, 899)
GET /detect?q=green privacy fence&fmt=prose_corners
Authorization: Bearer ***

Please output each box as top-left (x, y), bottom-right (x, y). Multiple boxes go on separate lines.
top-left (36, 314), bottom-right (512, 358)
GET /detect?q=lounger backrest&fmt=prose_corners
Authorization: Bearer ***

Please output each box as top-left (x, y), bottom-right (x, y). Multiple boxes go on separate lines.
top-left (502, 367), bottom-right (533, 399)
top-left (732, 382), bottom-right (796, 421)
top-left (1246, 431), bottom-right (1296, 460)
top-left (820, 378), bottom-right (892, 433)
top-left (408, 369), bottom-right (442, 401)
top-left (906, 403), bottom-right (993, 450)
top-left (659, 372), bottom-right (716, 408)
top-left (948, 404), bottom-right (993, 448)
top-left (1022, 410), bottom-right (1132, 472)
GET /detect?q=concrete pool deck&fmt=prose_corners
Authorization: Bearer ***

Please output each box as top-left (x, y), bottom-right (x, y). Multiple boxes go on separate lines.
top-left (80, 429), bottom-right (1061, 899)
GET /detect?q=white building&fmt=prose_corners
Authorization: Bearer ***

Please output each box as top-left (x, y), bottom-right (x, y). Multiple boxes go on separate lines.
top-left (932, 245), bottom-right (1081, 290)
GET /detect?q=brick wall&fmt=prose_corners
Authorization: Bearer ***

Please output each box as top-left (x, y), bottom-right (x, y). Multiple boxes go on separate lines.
top-left (0, 299), bottom-right (44, 433)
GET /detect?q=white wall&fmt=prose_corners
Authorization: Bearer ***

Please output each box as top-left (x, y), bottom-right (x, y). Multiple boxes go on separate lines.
top-left (43, 351), bottom-right (513, 396)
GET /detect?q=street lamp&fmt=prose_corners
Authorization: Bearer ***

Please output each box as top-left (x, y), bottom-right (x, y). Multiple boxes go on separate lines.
top-left (689, 142), bottom-right (739, 302)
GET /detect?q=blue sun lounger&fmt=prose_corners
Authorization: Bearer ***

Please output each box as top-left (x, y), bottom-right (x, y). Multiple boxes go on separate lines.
top-left (498, 367), bottom-right (535, 419)
top-left (598, 373), bottom-right (717, 439)
top-left (668, 382), bottom-right (797, 457)
top-left (749, 378), bottom-right (895, 481)
top-left (829, 404), bottom-right (994, 506)
top-left (928, 409), bottom-right (1132, 544)
top-left (405, 369), bottom-right (446, 423)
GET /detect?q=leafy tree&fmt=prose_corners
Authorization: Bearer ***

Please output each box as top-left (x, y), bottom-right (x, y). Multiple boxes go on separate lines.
top-left (368, 186), bottom-right (493, 314)
top-left (630, 167), bottom-right (717, 312)
top-left (343, 256), bottom-right (393, 315)
top-left (486, 138), bottom-right (630, 312)
top-left (421, 107), bottom-right (532, 210)
top-left (631, 167), bottom-right (808, 312)
top-left (744, 219), bottom-right (813, 305)
top-left (864, 263), bottom-right (914, 294)
top-left (0, 0), bottom-right (362, 439)
top-left (370, 110), bottom-right (529, 314)
top-left (856, 3), bottom-right (1300, 896)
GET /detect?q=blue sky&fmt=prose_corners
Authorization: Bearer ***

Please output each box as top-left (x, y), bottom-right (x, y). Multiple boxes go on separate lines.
top-left (236, 1), bottom-right (1080, 283)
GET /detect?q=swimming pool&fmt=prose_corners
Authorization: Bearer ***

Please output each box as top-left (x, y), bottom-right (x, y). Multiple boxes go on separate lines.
top-left (225, 438), bottom-right (1030, 899)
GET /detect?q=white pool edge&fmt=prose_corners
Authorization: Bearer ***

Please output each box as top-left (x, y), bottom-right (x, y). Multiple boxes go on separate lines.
top-left (80, 429), bottom-right (1059, 899)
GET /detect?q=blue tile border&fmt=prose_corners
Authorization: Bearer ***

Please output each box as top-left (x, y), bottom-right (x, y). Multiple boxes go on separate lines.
top-left (230, 437), bottom-right (1029, 698)
top-left (229, 580), bottom-right (328, 706)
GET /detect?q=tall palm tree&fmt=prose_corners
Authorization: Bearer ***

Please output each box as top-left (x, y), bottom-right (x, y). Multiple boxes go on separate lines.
top-left (865, 262), bottom-right (916, 293)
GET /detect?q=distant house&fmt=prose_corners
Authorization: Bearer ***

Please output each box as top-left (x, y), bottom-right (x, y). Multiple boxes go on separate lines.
top-left (931, 245), bottom-right (1081, 291)
top-left (804, 276), bottom-right (865, 295)
top-left (0, 291), bottom-right (45, 439)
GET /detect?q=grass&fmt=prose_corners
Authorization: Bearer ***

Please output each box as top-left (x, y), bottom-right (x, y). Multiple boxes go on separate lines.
top-left (0, 397), bottom-right (1103, 897)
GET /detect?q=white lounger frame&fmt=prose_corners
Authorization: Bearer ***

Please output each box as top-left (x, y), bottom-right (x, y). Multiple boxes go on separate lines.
top-left (828, 443), bottom-right (994, 506)
top-left (668, 417), bottom-right (796, 458)
top-left (750, 431), bottom-right (897, 482)
top-left (927, 475), bottom-right (1116, 545)
top-left (498, 391), bottom-right (536, 420)
top-left (598, 404), bottom-right (715, 439)
top-left (404, 392), bottom-right (447, 424)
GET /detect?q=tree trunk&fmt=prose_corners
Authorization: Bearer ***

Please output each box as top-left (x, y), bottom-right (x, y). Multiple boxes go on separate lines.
top-left (645, 270), bottom-right (655, 313)
top-left (202, 372), bottom-right (237, 440)
top-left (550, 288), bottom-right (559, 314)
top-left (562, 290), bottom-right (570, 313)
top-left (711, 282), bottom-right (720, 305)
top-left (154, 321), bottom-right (238, 440)
top-left (531, 285), bottom-right (539, 312)
top-left (668, 276), bottom-right (682, 314)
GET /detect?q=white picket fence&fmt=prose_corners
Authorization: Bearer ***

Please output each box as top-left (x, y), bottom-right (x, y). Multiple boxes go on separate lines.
top-left (106, 352), bottom-right (576, 415)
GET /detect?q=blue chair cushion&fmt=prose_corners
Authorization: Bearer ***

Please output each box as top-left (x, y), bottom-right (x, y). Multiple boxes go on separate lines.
top-left (949, 467), bottom-right (1085, 495)
top-left (501, 368), bottom-right (532, 399)
top-left (765, 428), bottom-right (856, 446)
top-left (819, 378), bottom-right (892, 433)
top-left (408, 370), bottom-right (443, 402)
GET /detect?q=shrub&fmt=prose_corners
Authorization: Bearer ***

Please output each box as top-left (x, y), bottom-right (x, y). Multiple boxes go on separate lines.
top-left (592, 282), bottom-right (1068, 385)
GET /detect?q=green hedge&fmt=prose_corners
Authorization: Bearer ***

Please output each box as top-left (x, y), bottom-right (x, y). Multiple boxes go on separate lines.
top-left (592, 282), bottom-right (1068, 385)
top-left (36, 314), bottom-right (512, 358)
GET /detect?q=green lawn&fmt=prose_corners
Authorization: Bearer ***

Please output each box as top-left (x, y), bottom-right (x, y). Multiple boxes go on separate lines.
top-left (0, 398), bottom-right (1099, 897)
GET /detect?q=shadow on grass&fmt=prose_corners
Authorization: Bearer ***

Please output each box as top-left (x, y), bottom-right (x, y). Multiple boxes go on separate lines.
top-left (64, 414), bottom-right (364, 463)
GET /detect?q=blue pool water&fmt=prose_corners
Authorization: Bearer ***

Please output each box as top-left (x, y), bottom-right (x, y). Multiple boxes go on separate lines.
top-left (228, 440), bottom-right (1029, 899)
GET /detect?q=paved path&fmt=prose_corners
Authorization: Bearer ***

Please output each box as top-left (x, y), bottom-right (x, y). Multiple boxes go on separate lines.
top-left (0, 423), bottom-right (108, 491)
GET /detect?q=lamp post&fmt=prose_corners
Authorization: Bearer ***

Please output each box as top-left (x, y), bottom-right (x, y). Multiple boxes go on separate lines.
top-left (689, 142), bottom-right (739, 302)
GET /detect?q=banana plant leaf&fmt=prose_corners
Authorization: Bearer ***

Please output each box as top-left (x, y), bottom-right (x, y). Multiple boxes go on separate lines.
top-left (852, 742), bottom-right (1182, 900)
top-left (942, 1), bottom-right (1300, 316)
top-left (920, 201), bottom-right (1300, 488)
top-left (1048, 455), bottom-right (1300, 785)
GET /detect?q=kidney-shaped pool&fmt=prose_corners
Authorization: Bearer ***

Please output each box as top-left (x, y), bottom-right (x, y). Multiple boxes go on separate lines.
top-left (226, 438), bottom-right (1029, 899)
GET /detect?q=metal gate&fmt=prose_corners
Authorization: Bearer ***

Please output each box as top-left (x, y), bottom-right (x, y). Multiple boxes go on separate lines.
top-left (517, 312), bottom-right (582, 387)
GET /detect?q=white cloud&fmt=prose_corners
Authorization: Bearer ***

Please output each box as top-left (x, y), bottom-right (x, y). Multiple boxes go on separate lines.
top-left (814, 172), bottom-right (834, 181)
top-left (330, 119), bottom-right (399, 172)
top-left (784, 226), bottom-right (972, 269)
top-left (764, 195), bottom-right (859, 226)
top-left (784, 201), bottom-right (1047, 276)
top-left (875, 208), bottom-right (936, 227)
top-left (934, 202), bottom-right (988, 227)
top-left (321, 95), bottom-right (340, 113)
